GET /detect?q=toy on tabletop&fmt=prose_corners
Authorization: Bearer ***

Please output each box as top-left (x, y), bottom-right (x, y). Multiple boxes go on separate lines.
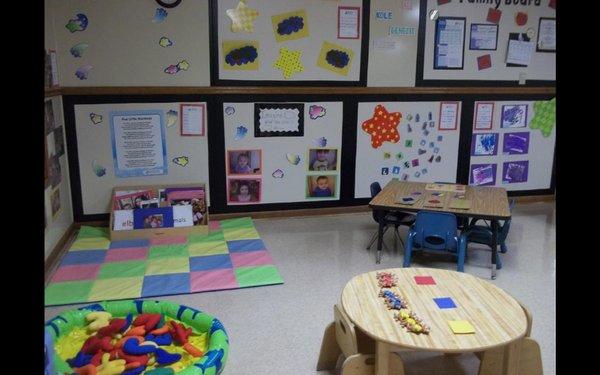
top-left (379, 289), bottom-right (408, 310)
top-left (394, 309), bottom-right (430, 335)
top-left (376, 271), bottom-right (398, 288)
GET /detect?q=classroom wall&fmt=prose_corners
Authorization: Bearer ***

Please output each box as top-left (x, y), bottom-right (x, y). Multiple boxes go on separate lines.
top-left (49, 0), bottom-right (211, 86)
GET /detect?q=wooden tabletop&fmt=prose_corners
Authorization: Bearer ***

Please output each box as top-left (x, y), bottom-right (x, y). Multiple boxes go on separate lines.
top-left (369, 180), bottom-right (511, 220)
top-left (341, 268), bottom-right (527, 352)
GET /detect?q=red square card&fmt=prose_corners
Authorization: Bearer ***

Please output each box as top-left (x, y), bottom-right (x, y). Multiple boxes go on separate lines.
top-left (415, 276), bottom-right (436, 285)
top-left (477, 54), bottom-right (492, 70)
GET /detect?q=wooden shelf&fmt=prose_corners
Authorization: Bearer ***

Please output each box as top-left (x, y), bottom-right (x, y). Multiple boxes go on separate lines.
top-left (58, 86), bottom-right (556, 96)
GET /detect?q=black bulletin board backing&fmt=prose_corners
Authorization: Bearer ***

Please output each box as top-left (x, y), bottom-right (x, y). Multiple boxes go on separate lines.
top-left (63, 93), bottom-right (555, 223)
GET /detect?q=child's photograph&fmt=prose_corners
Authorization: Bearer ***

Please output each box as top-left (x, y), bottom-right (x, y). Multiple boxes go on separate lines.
top-left (227, 150), bottom-right (262, 175)
top-left (308, 148), bottom-right (338, 172)
top-left (306, 175), bottom-right (337, 198)
top-left (118, 197), bottom-right (134, 210)
top-left (228, 178), bottom-right (261, 204)
top-left (143, 214), bottom-right (164, 228)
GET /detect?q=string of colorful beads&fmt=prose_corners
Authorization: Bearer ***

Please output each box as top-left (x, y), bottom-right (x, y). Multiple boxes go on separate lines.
top-left (376, 271), bottom-right (398, 288)
top-left (394, 309), bottom-right (430, 334)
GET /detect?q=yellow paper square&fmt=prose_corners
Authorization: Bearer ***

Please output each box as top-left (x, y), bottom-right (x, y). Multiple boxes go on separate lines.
top-left (271, 9), bottom-right (309, 42)
top-left (146, 257), bottom-right (190, 275)
top-left (88, 277), bottom-right (143, 301)
top-left (187, 241), bottom-right (229, 257)
top-left (70, 237), bottom-right (111, 251)
top-left (317, 41), bottom-right (354, 76)
top-left (223, 227), bottom-right (260, 241)
top-left (448, 320), bottom-right (475, 334)
top-left (222, 40), bottom-right (259, 70)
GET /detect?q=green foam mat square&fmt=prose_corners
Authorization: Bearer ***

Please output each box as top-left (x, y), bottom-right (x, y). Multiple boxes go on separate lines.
top-left (45, 280), bottom-right (94, 305)
top-left (235, 265), bottom-right (284, 288)
top-left (148, 244), bottom-right (189, 259)
top-left (98, 260), bottom-right (147, 279)
top-left (219, 217), bottom-right (255, 229)
top-left (77, 226), bottom-right (110, 239)
top-left (189, 230), bottom-right (225, 244)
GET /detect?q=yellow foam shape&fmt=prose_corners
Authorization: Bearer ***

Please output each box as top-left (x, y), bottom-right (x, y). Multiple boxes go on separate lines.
top-left (54, 326), bottom-right (91, 361)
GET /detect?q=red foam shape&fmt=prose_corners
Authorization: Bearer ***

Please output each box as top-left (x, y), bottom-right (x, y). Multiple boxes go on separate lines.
top-left (486, 8), bottom-right (502, 24)
top-left (132, 313), bottom-right (162, 331)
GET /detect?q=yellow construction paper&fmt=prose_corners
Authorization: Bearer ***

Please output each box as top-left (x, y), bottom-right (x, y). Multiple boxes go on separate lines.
top-left (273, 47), bottom-right (304, 79)
top-left (222, 40), bottom-right (260, 70)
top-left (226, 0), bottom-right (259, 33)
top-left (271, 9), bottom-right (310, 42)
top-left (448, 320), bottom-right (475, 334)
top-left (449, 199), bottom-right (471, 210)
top-left (316, 41), bottom-right (354, 76)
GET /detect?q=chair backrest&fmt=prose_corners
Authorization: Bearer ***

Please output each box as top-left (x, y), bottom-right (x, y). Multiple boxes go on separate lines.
top-left (412, 211), bottom-right (458, 251)
top-left (370, 182), bottom-right (385, 223)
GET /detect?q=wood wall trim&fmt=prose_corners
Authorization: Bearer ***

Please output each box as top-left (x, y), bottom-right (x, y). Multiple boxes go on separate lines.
top-left (58, 86), bottom-right (556, 96)
top-left (44, 223), bottom-right (77, 284)
top-left (45, 88), bottom-right (62, 98)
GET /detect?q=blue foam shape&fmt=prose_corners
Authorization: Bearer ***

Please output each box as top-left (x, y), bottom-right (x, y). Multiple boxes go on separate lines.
top-left (433, 297), bottom-right (457, 309)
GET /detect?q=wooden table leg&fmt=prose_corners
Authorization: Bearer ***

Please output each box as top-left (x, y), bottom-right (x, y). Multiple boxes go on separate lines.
top-left (491, 220), bottom-right (499, 279)
top-left (375, 341), bottom-right (390, 375)
top-left (502, 339), bottom-right (523, 375)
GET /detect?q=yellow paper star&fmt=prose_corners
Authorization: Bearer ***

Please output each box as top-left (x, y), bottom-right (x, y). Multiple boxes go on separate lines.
top-left (273, 47), bottom-right (304, 79)
top-left (226, 0), bottom-right (259, 33)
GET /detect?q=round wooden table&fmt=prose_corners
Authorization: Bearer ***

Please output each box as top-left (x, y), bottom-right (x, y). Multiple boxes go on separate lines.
top-left (341, 267), bottom-right (527, 374)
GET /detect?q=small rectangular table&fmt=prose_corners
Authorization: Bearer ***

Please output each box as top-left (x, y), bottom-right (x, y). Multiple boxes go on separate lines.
top-left (368, 180), bottom-right (511, 279)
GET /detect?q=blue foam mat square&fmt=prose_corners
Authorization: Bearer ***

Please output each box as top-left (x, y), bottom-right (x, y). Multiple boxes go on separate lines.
top-left (227, 239), bottom-right (266, 252)
top-left (189, 254), bottom-right (233, 272)
top-left (141, 273), bottom-right (190, 296)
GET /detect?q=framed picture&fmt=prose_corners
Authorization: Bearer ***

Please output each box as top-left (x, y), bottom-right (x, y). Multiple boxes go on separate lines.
top-left (469, 23), bottom-right (498, 51)
top-left (307, 148), bottom-right (339, 172)
top-left (536, 17), bottom-right (556, 52)
top-left (473, 102), bottom-right (494, 130)
top-left (338, 6), bottom-right (361, 39)
top-left (470, 164), bottom-right (497, 186)
top-left (227, 150), bottom-right (262, 175)
top-left (180, 104), bottom-right (206, 136)
top-left (434, 17), bottom-right (466, 70)
top-left (254, 103), bottom-right (304, 137)
top-left (501, 104), bottom-right (528, 128)
top-left (502, 132), bottom-right (530, 155)
top-left (438, 101), bottom-right (459, 130)
top-left (50, 188), bottom-right (61, 219)
top-left (306, 175), bottom-right (338, 199)
top-left (502, 161), bottom-right (529, 184)
top-left (227, 178), bottom-right (262, 204)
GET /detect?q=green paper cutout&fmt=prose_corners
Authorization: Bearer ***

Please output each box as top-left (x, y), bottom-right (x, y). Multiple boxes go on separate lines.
top-left (235, 265), bottom-right (284, 288)
top-left (45, 280), bottom-right (94, 305)
top-left (98, 260), bottom-right (147, 279)
top-left (529, 98), bottom-right (556, 137)
top-left (148, 244), bottom-right (189, 259)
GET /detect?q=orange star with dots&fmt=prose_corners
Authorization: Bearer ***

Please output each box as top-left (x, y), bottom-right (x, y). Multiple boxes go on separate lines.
top-left (361, 105), bottom-right (402, 149)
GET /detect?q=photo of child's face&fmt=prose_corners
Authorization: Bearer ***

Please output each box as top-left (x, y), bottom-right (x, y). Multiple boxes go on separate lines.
top-left (239, 185), bottom-right (249, 195)
top-left (317, 177), bottom-right (329, 189)
top-left (307, 175), bottom-right (337, 198)
top-left (308, 149), bottom-right (338, 172)
top-left (238, 155), bottom-right (249, 168)
top-left (228, 179), bottom-right (261, 204)
top-left (317, 150), bottom-right (329, 161)
top-left (228, 150), bottom-right (262, 175)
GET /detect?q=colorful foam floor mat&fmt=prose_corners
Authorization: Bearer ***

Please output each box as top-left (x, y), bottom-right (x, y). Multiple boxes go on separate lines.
top-left (45, 217), bottom-right (284, 306)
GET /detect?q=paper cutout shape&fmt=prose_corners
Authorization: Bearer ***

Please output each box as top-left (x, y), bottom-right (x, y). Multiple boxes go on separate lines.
top-left (313, 137), bottom-right (327, 147)
top-left (92, 160), bottom-right (106, 177)
top-left (227, 0), bottom-right (259, 33)
top-left (75, 65), bottom-right (93, 80)
top-left (549, 0), bottom-right (556, 9)
top-left (234, 125), bottom-right (248, 140)
top-left (317, 41), bottom-right (354, 76)
top-left (401, 173), bottom-right (409, 180)
top-left (90, 113), bottom-right (103, 125)
top-left (415, 114), bottom-right (420, 122)
top-left (223, 40), bottom-right (259, 70)
top-left (153, 8), bottom-right (168, 23)
top-left (477, 54), bottom-right (492, 70)
top-left (435, 155), bottom-right (441, 162)
top-left (501, 104), bottom-right (528, 128)
top-left (159, 37), bottom-right (173, 47)
top-left (429, 142), bottom-right (435, 148)
top-left (407, 124), bottom-right (412, 133)
top-left (420, 139), bottom-right (426, 146)
top-left (437, 135), bottom-right (443, 141)
top-left (166, 110), bottom-right (178, 127)
top-left (172, 156), bottom-right (189, 167)
top-left (65, 13), bottom-right (88, 33)
top-left (405, 140), bottom-right (413, 147)
top-left (529, 98), bottom-right (556, 137)
top-left (361, 104), bottom-right (401, 149)
top-left (429, 155), bottom-right (434, 163)
top-left (286, 153), bottom-right (301, 165)
top-left (271, 10), bottom-right (309, 42)
top-left (515, 12), bottom-right (528, 26)
top-left (381, 167), bottom-right (389, 175)
top-left (396, 195), bottom-right (416, 205)
top-left (414, 276), bottom-right (436, 285)
top-left (412, 159), bottom-right (419, 167)
top-left (434, 147), bottom-right (439, 154)
top-left (384, 152), bottom-right (391, 159)
top-left (225, 106), bottom-right (236, 116)
top-left (418, 148), bottom-right (426, 155)
top-left (272, 169), bottom-right (284, 178)
top-left (309, 105), bottom-right (326, 120)
top-left (396, 152), bottom-right (403, 160)
top-left (448, 320), bottom-right (475, 334)
top-left (487, 8), bottom-right (502, 24)
top-left (403, 161), bottom-right (410, 168)
top-left (421, 168), bottom-right (428, 175)
top-left (70, 43), bottom-right (88, 57)
top-left (406, 114), bottom-right (413, 121)
top-left (392, 166), bottom-right (401, 175)
top-left (164, 60), bottom-right (189, 74)
top-left (423, 129), bottom-right (430, 137)
top-left (414, 171), bottom-right (421, 178)
top-left (273, 47), bottom-right (304, 79)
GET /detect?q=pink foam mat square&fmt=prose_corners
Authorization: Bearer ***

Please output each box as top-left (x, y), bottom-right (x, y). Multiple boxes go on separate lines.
top-left (230, 251), bottom-right (274, 268)
top-left (104, 247), bottom-right (149, 262)
top-left (190, 269), bottom-right (238, 292)
top-left (50, 264), bottom-right (101, 283)
top-left (150, 236), bottom-right (188, 246)
top-left (209, 221), bottom-right (221, 231)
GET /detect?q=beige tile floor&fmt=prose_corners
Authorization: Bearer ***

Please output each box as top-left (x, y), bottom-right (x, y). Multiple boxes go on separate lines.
top-left (45, 201), bottom-right (555, 374)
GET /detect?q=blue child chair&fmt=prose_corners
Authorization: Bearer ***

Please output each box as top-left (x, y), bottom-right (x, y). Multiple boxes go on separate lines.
top-left (403, 211), bottom-right (468, 272)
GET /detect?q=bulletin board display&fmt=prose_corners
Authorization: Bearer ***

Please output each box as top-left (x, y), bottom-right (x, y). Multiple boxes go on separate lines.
top-left (223, 101), bottom-right (343, 204)
top-left (420, 0), bottom-right (555, 84)
top-left (73, 102), bottom-right (210, 215)
top-left (468, 99), bottom-right (555, 191)
top-left (354, 101), bottom-right (462, 198)
top-left (212, 0), bottom-right (367, 84)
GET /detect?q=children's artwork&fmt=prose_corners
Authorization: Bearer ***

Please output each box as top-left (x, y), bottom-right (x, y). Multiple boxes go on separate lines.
top-left (164, 60), bottom-right (189, 75)
top-left (166, 109), bottom-right (178, 127)
top-left (309, 105), bottom-right (326, 120)
top-left (234, 125), bottom-right (249, 140)
top-left (172, 156), bottom-right (189, 167)
top-left (470, 164), bottom-right (496, 186)
top-left (361, 104), bottom-right (401, 149)
top-left (317, 41), bottom-right (354, 76)
top-left (308, 149), bottom-right (338, 172)
top-left (65, 13), bottom-right (89, 32)
top-left (503, 132), bottom-right (530, 155)
top-left (313, 137), bottom-right (327, 147)
top-left (90, 113), bottom-right (103, 125)
top-left (70, 43), bottom-right (89, 57)
top-left (228, 178), bottom-right (261, 204)
top-left (227, 150), bottom-right (262, 175)
top-left (471, 133), bottom-right (498, 156)
top-left (503, 161), bottom-right (529, 184)
top-left (50, 188), bottom-right (61, 218)
top-left (153, 8), bottom-right (168, 23)
top-left (515, 12), bottom-right (528, 26)
top-left (501, 104), bottom-right (528, 128)
top-left (286, 153), bottom-right (301, 166)
top-left (486, 8), bottom-right (502, 24)
top-left (254, 103), bottom-right (304, 137)
top-left (306, 175), bottom-right (337, 199)
top-left (529, 98), bottom-right (556, 137)
top-left (159, 37), bottom-right (173, 47)
top-left (273, 47), bottom-right (304, 79)
top-left (225, 106), bottom-right (236, 116)
top-left (133, 207), bottom-right (174, 229)
top-left (272, 169), bottom-right (284, 178)
top-left (75, 65), bottom-right (93, 80)
top-left (271, 9), bottom-right (309, 42)
top-left (223, 41), bottom-right (259, 70)
top-left (91, 160), bottom-right (106, 177)
top-left (227, 0), bottom-right (259, 33)
top-left (382, 167), bottom-right (389, 175)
